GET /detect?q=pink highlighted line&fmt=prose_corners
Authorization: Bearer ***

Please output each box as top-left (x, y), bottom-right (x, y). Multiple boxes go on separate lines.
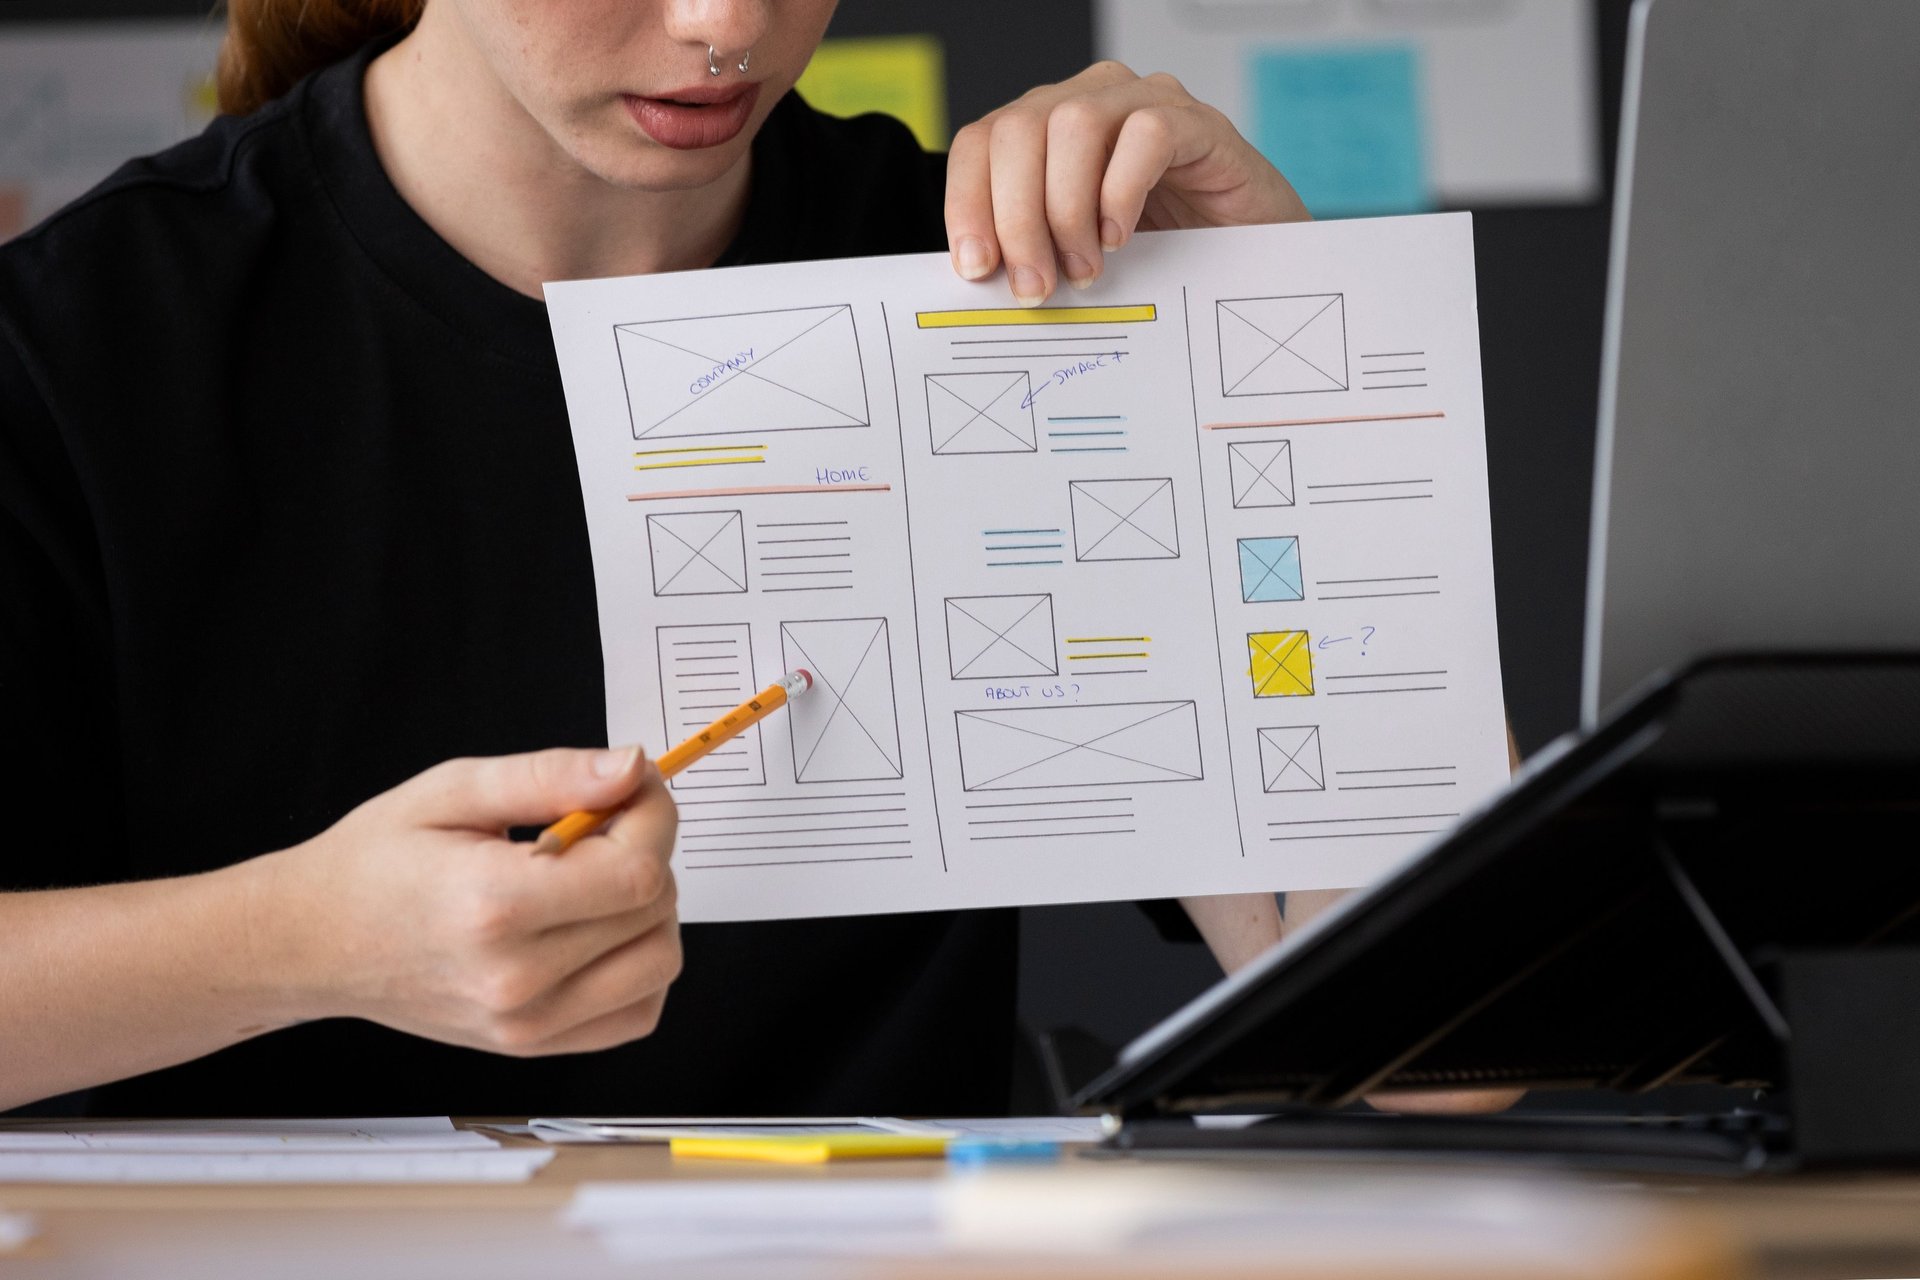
top-left (1202, 411), bottom-right (1446, 430)
top-left (627, 483), bottom-right (893, 502)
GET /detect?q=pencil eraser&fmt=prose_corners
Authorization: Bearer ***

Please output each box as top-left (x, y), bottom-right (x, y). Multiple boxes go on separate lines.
top-left (795, 669), bottom-right (814, 691)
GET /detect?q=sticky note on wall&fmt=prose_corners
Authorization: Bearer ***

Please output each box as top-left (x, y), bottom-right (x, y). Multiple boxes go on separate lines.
top-left (1249, 44), bottom-right (1431, 219)
top-left (795, 35), bottom-right (948, 151)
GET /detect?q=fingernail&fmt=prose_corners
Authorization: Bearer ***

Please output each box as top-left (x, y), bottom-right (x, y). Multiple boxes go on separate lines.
top-left (1009, 266), bottom-right (1046, 307)
top-left (1101, 217), bottom-right (1124, 250)
top-left (592, 745), bottom-right (641, 778)
top-left (955, 236), bottom-right (992, 280)
top-left (1061, 253), bottom-right (1095, 290)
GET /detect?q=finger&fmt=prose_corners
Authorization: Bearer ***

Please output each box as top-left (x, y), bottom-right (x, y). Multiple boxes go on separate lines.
top-left (986, 106), bottom-right (1057, 305)
top-left (1039, 79), bottom-right (1174, 289)
top-left (504, 921), bottom-right (682, 1050)
top-left (509, 812), bottom-right (677, 930)
top-left (403, 746), bottom-right (647, 831)
top-left (530, 887), bottom-right (678, 988)
top-left (520, 990), bottom-right (671, 1057)
top-left (1097, 104), bottom-right (1190, 250)
top-left (944, 119), bottom-right (1000, 282)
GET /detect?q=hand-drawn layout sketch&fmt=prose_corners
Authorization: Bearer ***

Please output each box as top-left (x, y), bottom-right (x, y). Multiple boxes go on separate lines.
top-left (1218, 294), bottom-right (1349, 396)
top-left (1239, 536), bottom-right (1305, 603)
top-left (944, 594), bottom-right (1058, 680)
top-left (647, 510), bottom-right (748, 596)
top-left (956, 701), bottom-right (1203, 791)
top-left (547, 214), bottom-right (1508, 921)
top-left (1228, 439), bottom-right (1295, 508)
top-left (656, 624), bottom-right (765, 788)
top-left (615, 304), bottom-right (870, 440)
top-left (1250, 630), bottom-right (1316, 698)
top-left (780, 618), bottom-right (904, 784)
top-left (1258, 725), bottom-right (1325, 793)
top-left (1069, 478), bottom-right (1180, 561)
top-left (926, 371), bottom-right (1037, 454)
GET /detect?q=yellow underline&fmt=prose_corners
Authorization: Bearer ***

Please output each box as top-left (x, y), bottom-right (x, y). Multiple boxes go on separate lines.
top-left (1068, 653), bottom-right (1149, 660)
top-left (1065, 636), bottom-right (1151, 643)
top-left (916, 304), bottom-right (1157, 329)
top-left (632, 444), bottom-right (767, 456)
top-left (632, 457), bottom-right (767, 471)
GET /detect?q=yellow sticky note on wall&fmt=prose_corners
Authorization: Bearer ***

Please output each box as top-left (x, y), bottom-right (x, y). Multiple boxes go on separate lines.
top-left (795, 35), bottom-right (948, 151)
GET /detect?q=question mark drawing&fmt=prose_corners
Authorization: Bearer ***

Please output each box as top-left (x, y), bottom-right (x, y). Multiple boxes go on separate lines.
top-left (1360, 625), bottom-right (1376, 655)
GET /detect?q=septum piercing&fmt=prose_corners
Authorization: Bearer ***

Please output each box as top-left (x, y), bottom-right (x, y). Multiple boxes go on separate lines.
top-left (708, 45), bottom-right (751, 76)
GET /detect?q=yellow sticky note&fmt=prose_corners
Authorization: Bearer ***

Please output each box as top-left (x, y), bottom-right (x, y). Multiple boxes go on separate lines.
top-left (1250, 631), bottom-right (1314, 697)
top-left (670, 1133), bottom-right (950, 1163)
top-left (795, 35), bottom-right (948, 150)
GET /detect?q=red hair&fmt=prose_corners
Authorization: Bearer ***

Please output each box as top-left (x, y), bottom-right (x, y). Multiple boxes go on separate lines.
top-left (217, 0), bottom-right (425, 116)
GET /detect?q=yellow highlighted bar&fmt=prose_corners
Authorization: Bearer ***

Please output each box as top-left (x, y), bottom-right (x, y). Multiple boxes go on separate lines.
top-left (1066, 636), bottom-right (1151, 643)
top-left (916, 304), bottom-right (1156, 329)
top-left (670, 1133), bottom-right (949, 1163)
top-left (633, 457), bottom-right (767, 472)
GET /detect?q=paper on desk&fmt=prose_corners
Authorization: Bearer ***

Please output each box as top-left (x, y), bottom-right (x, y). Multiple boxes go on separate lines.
top-left (0, 1115), bottom-right (498, 1152)
top-left (0, 1117), bottom-right (554, 1183)
top-left (547, 215), bottom-right (1508, 921)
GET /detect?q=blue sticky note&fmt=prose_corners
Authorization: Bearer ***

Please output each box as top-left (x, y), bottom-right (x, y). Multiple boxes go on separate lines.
top-left (1249, 44), bottom-right (1431, 219)
top-left (1240, 536), bottom-right (1304, 603)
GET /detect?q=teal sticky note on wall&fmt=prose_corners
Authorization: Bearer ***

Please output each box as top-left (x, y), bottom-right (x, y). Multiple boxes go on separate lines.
top-left (1249, 44), bottom-right (1431, 219)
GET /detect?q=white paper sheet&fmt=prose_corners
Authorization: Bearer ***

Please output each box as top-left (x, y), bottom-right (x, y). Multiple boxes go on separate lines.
top-left (567, 1181), bottom-right (943, 1264)
top-left (1094, 0), bottom-right (1599, 210)
top-left (0, 1117), bottom-right (553, 1183)
top-left (547, 215), bottom-right (1508, 922)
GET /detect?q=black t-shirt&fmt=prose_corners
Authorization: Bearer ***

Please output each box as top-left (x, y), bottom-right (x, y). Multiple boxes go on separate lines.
top-left (0, 44), bottom-right (1017, 1116)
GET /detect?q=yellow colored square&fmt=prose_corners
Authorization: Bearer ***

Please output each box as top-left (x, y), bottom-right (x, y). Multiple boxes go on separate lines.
top-left (1250, 631), bottom-right (1314, 698)
top-left (795, 35), bottom-right (949, 150)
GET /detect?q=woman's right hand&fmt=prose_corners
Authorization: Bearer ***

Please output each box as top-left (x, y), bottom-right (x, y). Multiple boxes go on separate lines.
top-left (248, 746), bottom-right (683, 1056)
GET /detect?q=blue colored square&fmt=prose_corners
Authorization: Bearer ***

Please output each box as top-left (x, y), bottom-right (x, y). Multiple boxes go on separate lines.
top-left (1248, 43), bottom-right (1430, 219)
top-left (1239, 537), bottom-right (1303, 603)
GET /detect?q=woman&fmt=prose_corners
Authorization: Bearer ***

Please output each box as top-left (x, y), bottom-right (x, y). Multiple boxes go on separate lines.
top-left (0, 0), bottom-right (1306, 1116)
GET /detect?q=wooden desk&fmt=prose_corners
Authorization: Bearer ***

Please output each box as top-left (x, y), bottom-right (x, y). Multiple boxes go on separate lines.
top-left (4, 1125), bottom-right (1920, 1279)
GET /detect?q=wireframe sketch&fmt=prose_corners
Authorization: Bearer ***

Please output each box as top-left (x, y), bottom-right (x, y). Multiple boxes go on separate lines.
top-left (1239, 536), bottom-right (1304, 603)
top-left (647, 509), bottom-right (748, 596)
top-left (655, 624), bottom-right (765, 789)
top-left (945, 594), bottom-right (1058, 680)
top-left (955, 700), bottom-right (1203, 791)
top-left (1258, 726), bottom-right (1325, 793)
top-left (615, 304), bottom-right (870, 440)
top-left (925, 371), bottom-right (1038, 454)
top-left (1249, 630), bottom-right (1315, 698)
top-left (1068, 478), bottom-right (1180, 562)
top-left (779, 617), bottom-right (904, 783)
top-left (1228, 439), bottom-right (1295, 508)
top-left (1217, 294), bottom-right (1349, 396)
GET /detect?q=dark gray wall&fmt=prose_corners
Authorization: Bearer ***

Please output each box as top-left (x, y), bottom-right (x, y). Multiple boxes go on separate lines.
top-left (1, 0), bottom-right (1638, 1057)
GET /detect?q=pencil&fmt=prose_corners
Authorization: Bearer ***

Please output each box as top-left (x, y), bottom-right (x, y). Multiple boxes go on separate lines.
top-left (532, 669), bottom-right (813, 855)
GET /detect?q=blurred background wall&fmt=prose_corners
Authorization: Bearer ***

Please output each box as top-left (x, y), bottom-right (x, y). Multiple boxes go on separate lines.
top-left (0, 0), bottom-right (1635, 1061)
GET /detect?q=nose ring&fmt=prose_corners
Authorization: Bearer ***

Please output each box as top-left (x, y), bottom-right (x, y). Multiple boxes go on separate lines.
top-left (708, 45), bottom-right (752, 76)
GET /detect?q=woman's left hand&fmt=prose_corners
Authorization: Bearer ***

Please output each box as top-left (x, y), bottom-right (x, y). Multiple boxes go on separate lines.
top-left (945, 61), bottom-right (1310, 306)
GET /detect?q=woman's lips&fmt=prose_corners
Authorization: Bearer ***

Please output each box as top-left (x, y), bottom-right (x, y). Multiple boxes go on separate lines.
top-left (622, 84), bottom-right (761, 150)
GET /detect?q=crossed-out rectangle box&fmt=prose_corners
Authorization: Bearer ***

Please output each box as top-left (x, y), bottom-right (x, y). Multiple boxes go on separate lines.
top-left (779, 617), bottom-right (905, 784)
top-left (944, 593), bottom-right (1057, 680)
top-left (647, 509), bottom-right (748, 596)
top-left (1068, 477), bottom-right (1181, 562)
top-left (926, 371), bottom-right (1037, 455)
top-left (1216, 294), bottom-right (1349, 397)
top-left (954, 700), bottom-right (1203, 791)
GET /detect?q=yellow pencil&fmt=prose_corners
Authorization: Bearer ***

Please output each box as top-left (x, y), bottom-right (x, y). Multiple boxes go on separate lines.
top-left (533, 669), bottom-right (813, 855)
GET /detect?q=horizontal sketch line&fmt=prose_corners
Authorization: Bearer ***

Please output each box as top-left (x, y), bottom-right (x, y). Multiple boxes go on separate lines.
top-left (672, 639), bottom-right (737, 647)
top-left (763, 585), bottom-right (855, 593)
top-left (1203, 411), bottom-right (1445, 430)
top-left (1309, 496), bottom-right (1435, 505)
top-left (983, 529), bottom-right (1063, 535)
top-left (1316, 576), bottom-right (1440, 584)
top-left (1306, 481), bottom-right (1433, 490)
top-left (963, 797), bottom-right (1132, 809)
top-left (1047, 415), bottom-right (1128, 422)
top-left (1359, 352), bottom-right (1424, 358)
top-left (1271, 831), bottom-right (1442, 841)
top-left (966, 814), bottom-right (1133, 826)
top-left (980, 544), bottom-right (1063, 551)
top-left (1325, 671), bottom-right (1448, 679)
top-left (674, 792), bottom-right (905, 806)
top-left (632, 444), bottom-right (767, 456)
top-left (1269, 813), bottom-right (1459, 826)
top-left (1364, 367), bottom-right (1427, 375)
top-left (1336, 766), bottom-right (1456, 774)
top-left (683, 823), bottom-right (911, 838)
top-left (952, 351), bottom-right (1129, 360)
top-left (1066, 637), bottom-right (1151, 643)
top-left (1080, 668), bottom-right (1148, 674)
top-left (756, 520), bottom-right (849, 528)
top-left (688, 855), bottom-right (914, 869)
top-left (969, 829), bottom-right (1137, 841)
top-left (1363, 383), bottom-right (1430, 390)
top-left (1325, 687), bottom-right (1449, 695)
top-left (755, 536), bottom-right (852, 544)
top-left (628, 483), bottom-right (891, 502)
top-left (949, 336), bottom-right (1126, 345)
top-left (1318, 590), bottom-right (1444, 599)
top-left (759, 553), bottom-right (852, 560)
top-left (1068, 653), bottom-right (1149, 660)
top-left (989, 560), bottom-right (1064, 566)
top-left (682, 840), bottom-right (915, 854)
top-left (633, 457), bottom-right (766, 472)
top-left (1339, 782), bottom-right (1460, 790)
top-left (760, 570), bottom-right (854, 577)
top-left (680, 807), bottom-right (907, 823)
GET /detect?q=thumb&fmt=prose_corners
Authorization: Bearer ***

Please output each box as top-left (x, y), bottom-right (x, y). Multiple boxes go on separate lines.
top-left (401, 746), bottom-right (648, 831)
